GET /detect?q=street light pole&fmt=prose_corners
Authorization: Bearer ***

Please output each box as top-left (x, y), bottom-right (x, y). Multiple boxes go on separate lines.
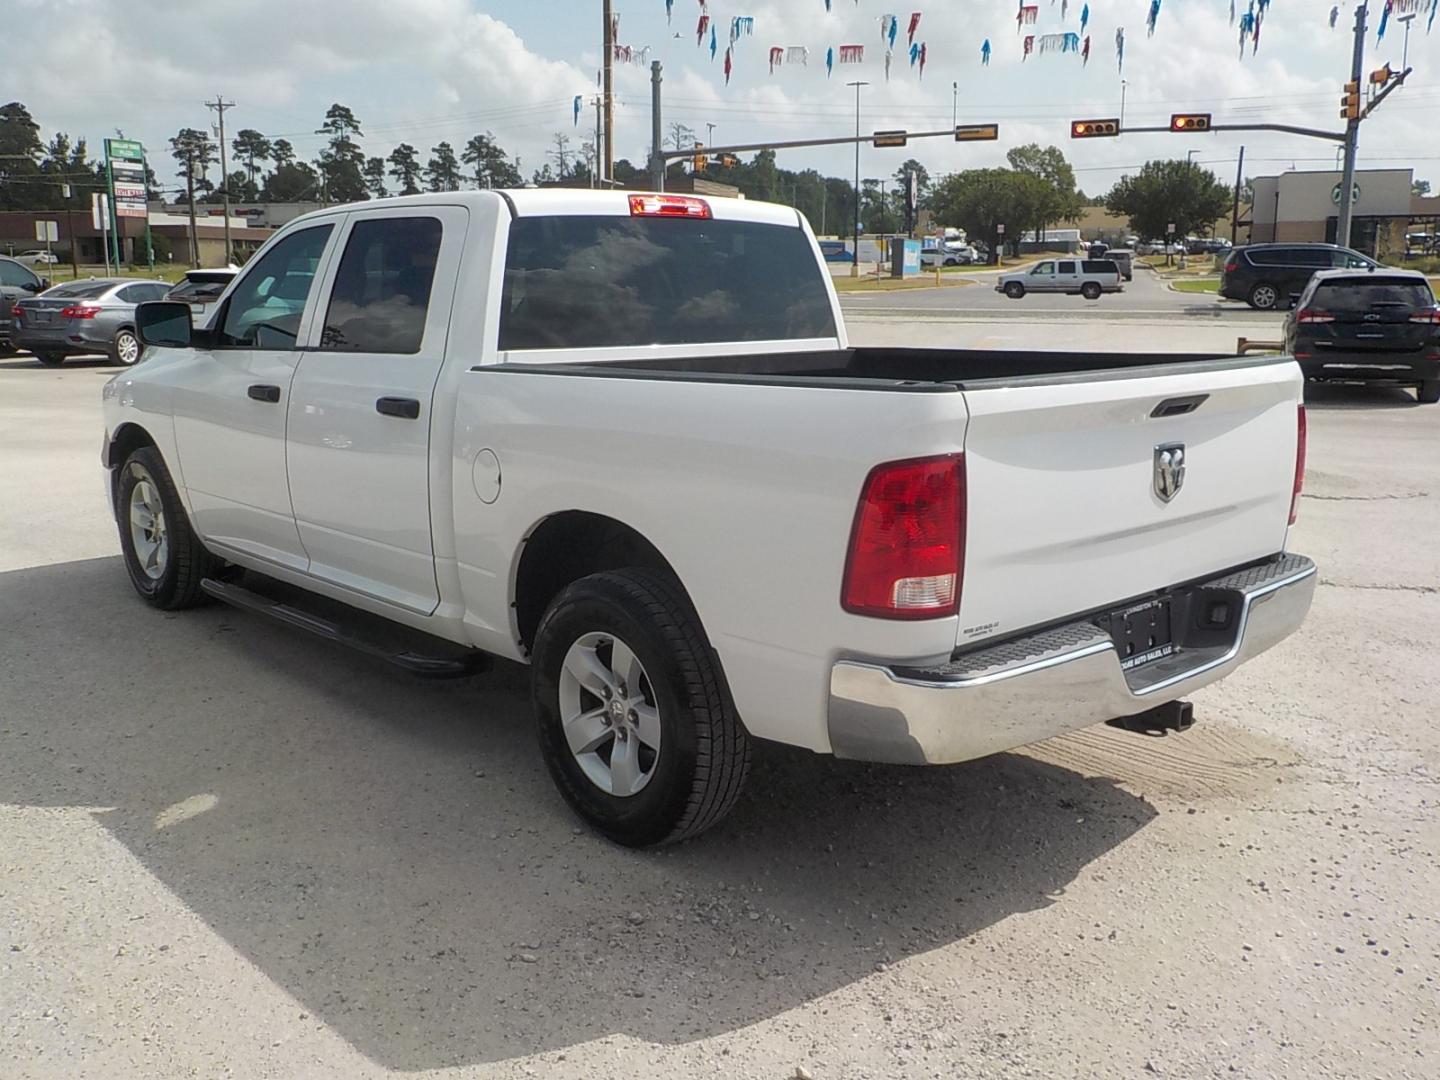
top-left (1398, 13), bottom-right (1417, 69)
top-left (952, 81), bottom-right (958, 128)
top-left (706, 122), bottom-right (716, 147)
top-left (1120, 79), bottom-right (1128, 133)
top-left (847, 80), bottom-right (868, 278)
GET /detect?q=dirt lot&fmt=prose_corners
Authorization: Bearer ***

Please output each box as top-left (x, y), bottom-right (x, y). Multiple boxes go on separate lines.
top-left (2, 349), bottom-right (1437, 1080)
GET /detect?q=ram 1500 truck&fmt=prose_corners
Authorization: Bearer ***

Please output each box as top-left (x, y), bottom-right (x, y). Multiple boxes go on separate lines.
top-left (104, 190), bottom-right (1315, 846)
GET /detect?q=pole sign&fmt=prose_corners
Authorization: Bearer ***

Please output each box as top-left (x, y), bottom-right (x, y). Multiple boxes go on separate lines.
top-left (91, 192), bottom-right (109, 230)
top-left (105, 137), bottom-right (151, 268)
top-left (1167, 222), bottom-right (1176, 234)
top-left (35, 221), bottom-right (59, 243)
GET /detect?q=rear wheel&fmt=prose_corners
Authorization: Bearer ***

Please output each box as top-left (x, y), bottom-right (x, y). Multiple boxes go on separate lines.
top-left (115, 446), bottom-right (222, 609)
top-left (1004, 282), bottom-right (1026, 299)
top-left (1081, 282), bottom-right (1103, 300)
top-left (33, 350), bottom-right (65, 367)
top-left (531, 568), bottom-right (751, 847)
top-left (1418, 380), bottom-right (1440, 404)
top-left (1248, 282), bottom-right (1280, 310)
top-left (109, 328), bottom-right (140, 366)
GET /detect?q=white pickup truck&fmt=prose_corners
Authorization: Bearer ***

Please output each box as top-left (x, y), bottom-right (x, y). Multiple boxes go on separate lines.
top-left (104, 190), bottom-right (1315, 846)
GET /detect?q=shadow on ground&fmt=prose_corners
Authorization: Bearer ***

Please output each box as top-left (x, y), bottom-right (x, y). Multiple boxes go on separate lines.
top-left (1303, 381), bottom-right (1424, 410)
top-left (0, 352), bottom-right (114, 372)
top-left (1, 556), bottom-right (1157, 1069)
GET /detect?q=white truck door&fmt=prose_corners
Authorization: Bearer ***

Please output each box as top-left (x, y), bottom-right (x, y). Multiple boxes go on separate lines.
top-left (1030, 260), bottom-right (1056, 291)
top-left (285, 206), bottom-right (467, 614)
top-left (1056, 259), bottom-right (1079, 291)
top-left (170, 221), bottom-right (339, 570)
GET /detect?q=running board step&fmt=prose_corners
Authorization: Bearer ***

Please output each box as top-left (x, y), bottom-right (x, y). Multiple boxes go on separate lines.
top-left (200, 576), bottom-right (491, 679)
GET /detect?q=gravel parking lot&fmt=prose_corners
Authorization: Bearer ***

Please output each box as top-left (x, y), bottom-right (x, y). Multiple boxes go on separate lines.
top-left (2, 339), bottom-right (1437, 1080)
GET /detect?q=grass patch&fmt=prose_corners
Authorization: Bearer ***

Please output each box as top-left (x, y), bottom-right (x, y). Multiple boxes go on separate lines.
top-left (1171, 278), bottom-right (1220, 294)
top-left (831, 274), bottom-right (976, 292)
top-left (44, 264), bottom-right (189, 284)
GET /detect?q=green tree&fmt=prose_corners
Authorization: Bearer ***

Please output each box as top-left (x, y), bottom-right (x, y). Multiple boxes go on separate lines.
top-left (270, 139), bottom-right (296, 168)
top-left (363, 156), bottom-right (388, 198)
top-left (461, 131), bottom-right (521, 188)
top-left (231, 129), bottom-right (272, 187)
top-left (388, 143), bottom-right (422, 195)
top-left (1006, 143), bottom-right (1082, 238)
top-left (1414, 179), bottom-right (1432, 197)
top-left (0, 101), bottom-right (46, 210)
top-left (260, 160), bottom-right (319, 201)
top-left (1105, 159), bottom-right (1231, 240)
top-left (424, 141), bottom-right (462, 192)
top-left (170, 127), bottom-right (217, 197)
top-left (929, 168), bottom-right (1054, 254)
top-left (893, 158), bottom-right (932, 214)
top-left (314, 103), bottom-right (367, 202)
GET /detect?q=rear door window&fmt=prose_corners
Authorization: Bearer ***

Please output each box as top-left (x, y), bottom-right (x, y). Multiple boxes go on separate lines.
top-left (1057, 261), bottom-right (1077, 274)
top-left (498, 214), bottom-right (836, 350)
top-left (319, 216), bottom-right (442, 354)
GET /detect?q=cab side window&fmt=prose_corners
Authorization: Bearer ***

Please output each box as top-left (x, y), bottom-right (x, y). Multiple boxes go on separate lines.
top-left (218, 224), bottom-right (334, 348)
top-left (1033, 261), bottom-right (1055, 275)
top-left (319, 217), bottom-right (443, 355)
top-left (0, 259), bottom-right (40, 288)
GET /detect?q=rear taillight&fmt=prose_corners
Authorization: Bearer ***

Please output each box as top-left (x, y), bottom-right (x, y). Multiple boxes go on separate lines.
top-left (1296, 309), bottom-right (1334, 324)
top-left (842, 454), bottom-right (965, 619)
top-left (1224, 260), bottom-right (1239, 273)
top-left (60, 304), bottom-right (101, 319)
top-left (628, 193), bottom-right (711, 219)
top-left (1408, 308), bottom-right (1440, 324)
top-left (1290, 405), bottom-right (1307, 526)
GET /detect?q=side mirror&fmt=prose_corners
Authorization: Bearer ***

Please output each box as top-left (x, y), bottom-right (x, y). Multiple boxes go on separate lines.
top-left (136, 301), bottom-right (194, 349)
top-left (22, 280), bottom-right (43, 293)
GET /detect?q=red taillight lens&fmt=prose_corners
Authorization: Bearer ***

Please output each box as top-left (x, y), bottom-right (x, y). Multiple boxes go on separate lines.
top-left (60, 304), bottom-right (101, 319)
top-left (628, 193), bottom-right (711, 219)
top-left (1224, 260), bottom-right (1239, 273)
top-left (1290, 405), bottom-right (1306, 526)
top-left (842, 454), bottom-right (965, 619)
top-left (1296, 309), bottom-right (1334, 324)
top-left (1408, 308), bottom-right (1440, 324)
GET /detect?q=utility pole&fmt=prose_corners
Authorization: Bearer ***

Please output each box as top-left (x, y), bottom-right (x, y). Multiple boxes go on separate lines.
top-left (1336, 2), bottom-right (1366, 250)
top-left (649, 59), bottom-right (664, 191)
top-left (602, 0), bottom-right (614, 184)
top-left (847, 80), bottom-right (868, 278)
top-left (206, 96), bottom-right (235, 265)
top-left (1231, 145), bottom-right (1246, 244)
top-left (594, 95), bottom-right (604, 188)
top-left (184, 146), bottom-right (200, 268)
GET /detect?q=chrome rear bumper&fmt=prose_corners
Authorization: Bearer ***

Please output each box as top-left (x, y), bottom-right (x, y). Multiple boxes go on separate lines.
top-left (828, 553), bottom-right (1316, 765)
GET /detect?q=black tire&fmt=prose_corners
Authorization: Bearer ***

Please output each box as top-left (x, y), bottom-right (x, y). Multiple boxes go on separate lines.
top-left (1081, 282), bottom-right (1102, 300)
top-left (1248, 282), bottom-right (1280, 310)
top-left (33, 350), bottom-right (65, 367)
top-left (1004, 282), bottom-right (1025, 299)
top-left (115, 446), bottom-right (221, 609)
top-left (109, 327), bottom-right (141, 366)
top-left (1418, 380), bottom-right (1440, 404)
top-left (531, 568), bottom-right (751, 847)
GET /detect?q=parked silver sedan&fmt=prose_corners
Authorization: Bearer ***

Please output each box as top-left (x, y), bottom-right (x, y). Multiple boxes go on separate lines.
top-left (10, 278), bottom-right (172, 366)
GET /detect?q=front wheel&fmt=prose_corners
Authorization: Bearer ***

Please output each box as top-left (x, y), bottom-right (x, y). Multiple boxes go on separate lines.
top-left (1418, 380), bottom-right (1440, 404)
top-left (109, 328), bottom-right (141, 366)
top-left (115, 446), bottom-right (221, 609)
top-left (1004, 282), bottom-right (1026, 299)
top-left (531, 569), bottom-right (751, 847)
top-left (1081, 282), bottom-right (1103, 300)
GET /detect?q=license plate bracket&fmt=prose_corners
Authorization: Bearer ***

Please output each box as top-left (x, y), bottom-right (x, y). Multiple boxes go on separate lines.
top-left (1095, 597), bottom-right (1175, 671)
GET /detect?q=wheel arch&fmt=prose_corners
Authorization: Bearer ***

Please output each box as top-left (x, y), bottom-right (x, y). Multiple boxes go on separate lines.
top-left (512, 510), bottom-right (698, 654)
top-left (106, 421), bottom-right (158, 470)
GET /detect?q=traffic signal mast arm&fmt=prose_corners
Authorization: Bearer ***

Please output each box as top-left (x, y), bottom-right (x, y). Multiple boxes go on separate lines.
top-left (1362, 65), bottom-right (1411, 120)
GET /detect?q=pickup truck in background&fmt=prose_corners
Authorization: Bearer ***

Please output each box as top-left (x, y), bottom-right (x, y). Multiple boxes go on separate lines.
top-left (104, 190), bottom-right (1315, 846)
top-left (997, 257), bottom-right (1124, 299)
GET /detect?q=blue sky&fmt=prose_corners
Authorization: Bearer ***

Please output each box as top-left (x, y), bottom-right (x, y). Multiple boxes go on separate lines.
top-left (12, 0), bottom-right (1440, 194)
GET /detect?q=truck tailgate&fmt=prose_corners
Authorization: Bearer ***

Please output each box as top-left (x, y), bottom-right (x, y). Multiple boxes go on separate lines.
top-left (955, 357), bottom-right (1302, 648)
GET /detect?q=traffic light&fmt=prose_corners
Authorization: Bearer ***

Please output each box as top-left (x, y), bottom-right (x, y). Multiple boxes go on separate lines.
top-left (1369, 63), bottom-right (1392, 85)
top-left (719, 154), bottom-right (739, 168)
top-left (1071, 118), bottom-right (1120, 138)
top-left (954, 124), bottom-right (1000, 141)
top-left (872, 130), bottom-right (909, 148)
top-left (1341, 80), bottom-right (1361, 120)
top-left (1170, 113), bottom-right (1212, 133)
top-left (691, 142), bottom-right (708, 172)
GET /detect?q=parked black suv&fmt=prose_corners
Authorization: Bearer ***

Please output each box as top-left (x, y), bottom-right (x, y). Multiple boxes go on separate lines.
top-left (1284, 269), bottom-right (1440, 403)
top-left (1220, 242), bottom-right (1378, 310)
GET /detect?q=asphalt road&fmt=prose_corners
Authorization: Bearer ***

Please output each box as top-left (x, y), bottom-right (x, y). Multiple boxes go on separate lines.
top-left (2, 341), bottom-right (1438, 1080)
